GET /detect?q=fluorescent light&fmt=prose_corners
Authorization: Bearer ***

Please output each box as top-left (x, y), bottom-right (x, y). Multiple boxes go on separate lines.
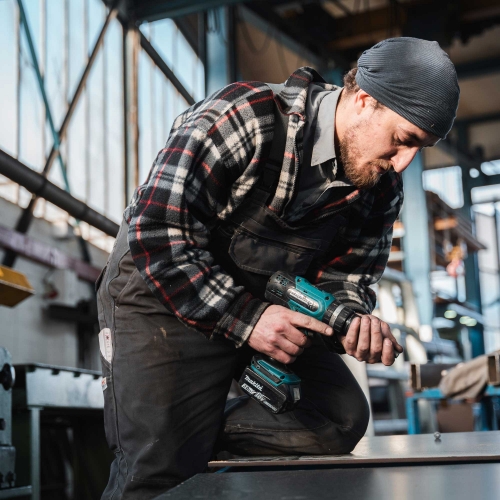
top-left (444, 310), bottom-right (457, 319)
top-left (459, 316), bottom-right (478, 327)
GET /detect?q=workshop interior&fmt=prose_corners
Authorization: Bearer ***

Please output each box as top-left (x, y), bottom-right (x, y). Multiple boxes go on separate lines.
top-left (1, 0), bottom-right (500, 498)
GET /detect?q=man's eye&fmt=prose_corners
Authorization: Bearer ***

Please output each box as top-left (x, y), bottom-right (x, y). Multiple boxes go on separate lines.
top-left (393, 138), bottom-right (404, 146)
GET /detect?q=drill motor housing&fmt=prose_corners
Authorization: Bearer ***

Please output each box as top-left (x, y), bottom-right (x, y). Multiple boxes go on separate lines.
top-left (238, 272), bottom-right (359, 414)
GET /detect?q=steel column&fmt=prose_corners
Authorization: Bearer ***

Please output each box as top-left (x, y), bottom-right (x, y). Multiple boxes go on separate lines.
top-left (458, 123), bottom-right (485, 357)
top-left (405, 395), bottom-right (420, 435)
top-left (205, 7), bottom-right (233, 96)
top-left (29, 408), bottom-right (41, 500)
top-left (401, 152), bottom-right (434, 336)
top-left (123, 26), bottom-right (140, 205)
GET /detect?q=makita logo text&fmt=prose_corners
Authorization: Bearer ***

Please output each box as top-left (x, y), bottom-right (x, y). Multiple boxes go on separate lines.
top-left (245, 375), bottom-right (263, 391)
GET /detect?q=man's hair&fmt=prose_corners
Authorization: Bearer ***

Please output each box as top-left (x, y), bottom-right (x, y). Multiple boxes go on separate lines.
top-left (343, 68), bottom-right (360, 94)
top-left (343, 67), bottom-right (384, 110)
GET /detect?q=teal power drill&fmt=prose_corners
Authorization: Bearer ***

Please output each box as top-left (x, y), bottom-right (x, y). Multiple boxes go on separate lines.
top-left (239, 271), bottom-right (360, 414)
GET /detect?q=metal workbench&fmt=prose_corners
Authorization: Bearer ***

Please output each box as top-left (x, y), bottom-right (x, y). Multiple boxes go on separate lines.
top-left (155, 432), bottom-right (500, 499)
top-left (156, 463), bottom-right (500, 499)
top-left (12, 363), bottom-right (105, 500)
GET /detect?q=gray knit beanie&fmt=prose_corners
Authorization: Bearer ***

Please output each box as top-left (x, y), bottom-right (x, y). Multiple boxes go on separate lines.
top-left (355, 37), bottom-right (460, 139)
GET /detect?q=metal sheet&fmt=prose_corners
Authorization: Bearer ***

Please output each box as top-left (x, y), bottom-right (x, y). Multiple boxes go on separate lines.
top-left (157, 463), bottom-right (500, 500)
top-left (209, 431), bottom-right (500, 468)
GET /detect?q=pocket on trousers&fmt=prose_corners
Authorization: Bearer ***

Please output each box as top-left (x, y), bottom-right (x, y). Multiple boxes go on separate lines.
top-left (95, 264), bottom-right (108, 293)
top-left (229, 229), bottom-right (315, 276)
top-left (100, 355), bottom-right (120, 452)
top-left (114, 268), bottom-right (141, 307)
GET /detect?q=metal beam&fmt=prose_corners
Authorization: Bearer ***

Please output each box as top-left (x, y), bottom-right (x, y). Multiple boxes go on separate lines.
top-left (455, 56), bottom-right (500, 80)
top-left (131, 0), bottom-right (246, 22)
top-left (455, 111), bottom-right (500, 127)
top-left (0, 149), bottom-right (119, 237)
top-left (139, 31), bottom-right (195, 106)
top-left (0, 225), bottom-right (101, 283)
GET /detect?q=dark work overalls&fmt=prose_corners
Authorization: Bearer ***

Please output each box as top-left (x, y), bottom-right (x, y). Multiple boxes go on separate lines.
top-left (96, 86), bottom-right (370, 499)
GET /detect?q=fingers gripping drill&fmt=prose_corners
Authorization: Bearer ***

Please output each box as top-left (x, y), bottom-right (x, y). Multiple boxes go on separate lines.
top-left (238, 271), bottom-right (359, 414)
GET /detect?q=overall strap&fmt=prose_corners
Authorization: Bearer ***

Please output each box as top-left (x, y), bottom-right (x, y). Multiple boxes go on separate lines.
top-left (251, 83), bottom-right (289, 205)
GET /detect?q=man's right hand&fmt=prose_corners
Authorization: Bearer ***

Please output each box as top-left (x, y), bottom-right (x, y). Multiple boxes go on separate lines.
top-left (248, 305), bottom-right (334, 364)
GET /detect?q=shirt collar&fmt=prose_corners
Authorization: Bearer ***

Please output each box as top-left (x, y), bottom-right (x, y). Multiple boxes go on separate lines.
top-left (310, 86), bottom-right (343, 167)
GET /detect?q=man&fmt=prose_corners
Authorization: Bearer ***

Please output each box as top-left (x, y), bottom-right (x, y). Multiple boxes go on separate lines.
top-left (96, 37), bottom-right (459, 498)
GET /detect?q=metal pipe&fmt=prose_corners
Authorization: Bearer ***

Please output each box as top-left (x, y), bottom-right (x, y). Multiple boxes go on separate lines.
top-left (0, 149), bottom-right (119, 237)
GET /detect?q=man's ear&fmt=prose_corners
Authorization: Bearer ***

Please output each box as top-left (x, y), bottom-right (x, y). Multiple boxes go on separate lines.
top-left (353, 90), bottom-right (376, 115)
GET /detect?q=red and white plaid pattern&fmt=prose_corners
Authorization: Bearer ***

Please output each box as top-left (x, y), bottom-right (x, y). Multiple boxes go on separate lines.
top-left (124, 67), bottom-right (403, 347)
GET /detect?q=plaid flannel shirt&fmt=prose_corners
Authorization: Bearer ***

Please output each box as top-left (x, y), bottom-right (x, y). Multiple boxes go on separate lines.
top-left (124, 67), bottom-right (404, 347)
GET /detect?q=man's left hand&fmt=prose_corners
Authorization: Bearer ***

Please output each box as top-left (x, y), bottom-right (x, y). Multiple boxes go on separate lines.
top-left (340, 315), bottom-right (403, 366)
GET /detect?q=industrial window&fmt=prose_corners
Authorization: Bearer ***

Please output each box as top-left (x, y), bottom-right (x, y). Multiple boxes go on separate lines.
top-left (0, 0), bottom-right (204, 252)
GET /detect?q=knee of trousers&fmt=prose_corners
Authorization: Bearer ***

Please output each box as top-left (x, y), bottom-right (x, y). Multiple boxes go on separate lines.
top-left (317, 390), bottom-right (370, 455)
top-left (344, 386), bottom-right (371, 440)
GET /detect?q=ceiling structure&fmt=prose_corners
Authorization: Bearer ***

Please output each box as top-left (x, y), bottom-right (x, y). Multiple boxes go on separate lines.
top-left (111, 0), bottom-right (500, 171)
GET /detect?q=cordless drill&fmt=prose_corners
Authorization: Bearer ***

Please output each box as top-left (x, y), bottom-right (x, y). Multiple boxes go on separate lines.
top-left (238, 271), bottom-right (359, 414)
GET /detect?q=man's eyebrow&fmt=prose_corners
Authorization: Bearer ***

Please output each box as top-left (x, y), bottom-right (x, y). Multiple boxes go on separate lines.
top-left (398, 129), bottom-right (424, 144)
top-left (397, 126), bottom-right (436, 147)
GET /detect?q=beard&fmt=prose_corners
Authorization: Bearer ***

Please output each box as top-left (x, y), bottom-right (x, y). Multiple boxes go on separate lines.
top-left (339, 123), bottom-right (393, 190)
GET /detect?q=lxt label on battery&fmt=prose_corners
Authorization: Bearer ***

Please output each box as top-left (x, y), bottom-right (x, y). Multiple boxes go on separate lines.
top-left (287, 288), bottom-right (319, 312)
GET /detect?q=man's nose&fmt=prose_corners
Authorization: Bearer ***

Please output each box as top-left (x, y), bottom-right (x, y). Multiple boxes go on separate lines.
top-left (392, 147), bottom-right (420, 173)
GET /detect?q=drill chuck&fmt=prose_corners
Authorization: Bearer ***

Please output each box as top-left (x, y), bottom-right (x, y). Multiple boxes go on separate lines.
top-left (323, 302), bottom-right (358, 337)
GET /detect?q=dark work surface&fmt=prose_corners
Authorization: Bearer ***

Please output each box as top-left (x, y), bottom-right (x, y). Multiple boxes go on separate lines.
top-left (209, 431), bottom-right (500, 467)
top-left (155, 463), bottom-right (500, 499)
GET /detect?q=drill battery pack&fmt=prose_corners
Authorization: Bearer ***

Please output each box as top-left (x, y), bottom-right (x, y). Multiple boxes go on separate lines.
top-left (238, 355), bottom-right (301, 414)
